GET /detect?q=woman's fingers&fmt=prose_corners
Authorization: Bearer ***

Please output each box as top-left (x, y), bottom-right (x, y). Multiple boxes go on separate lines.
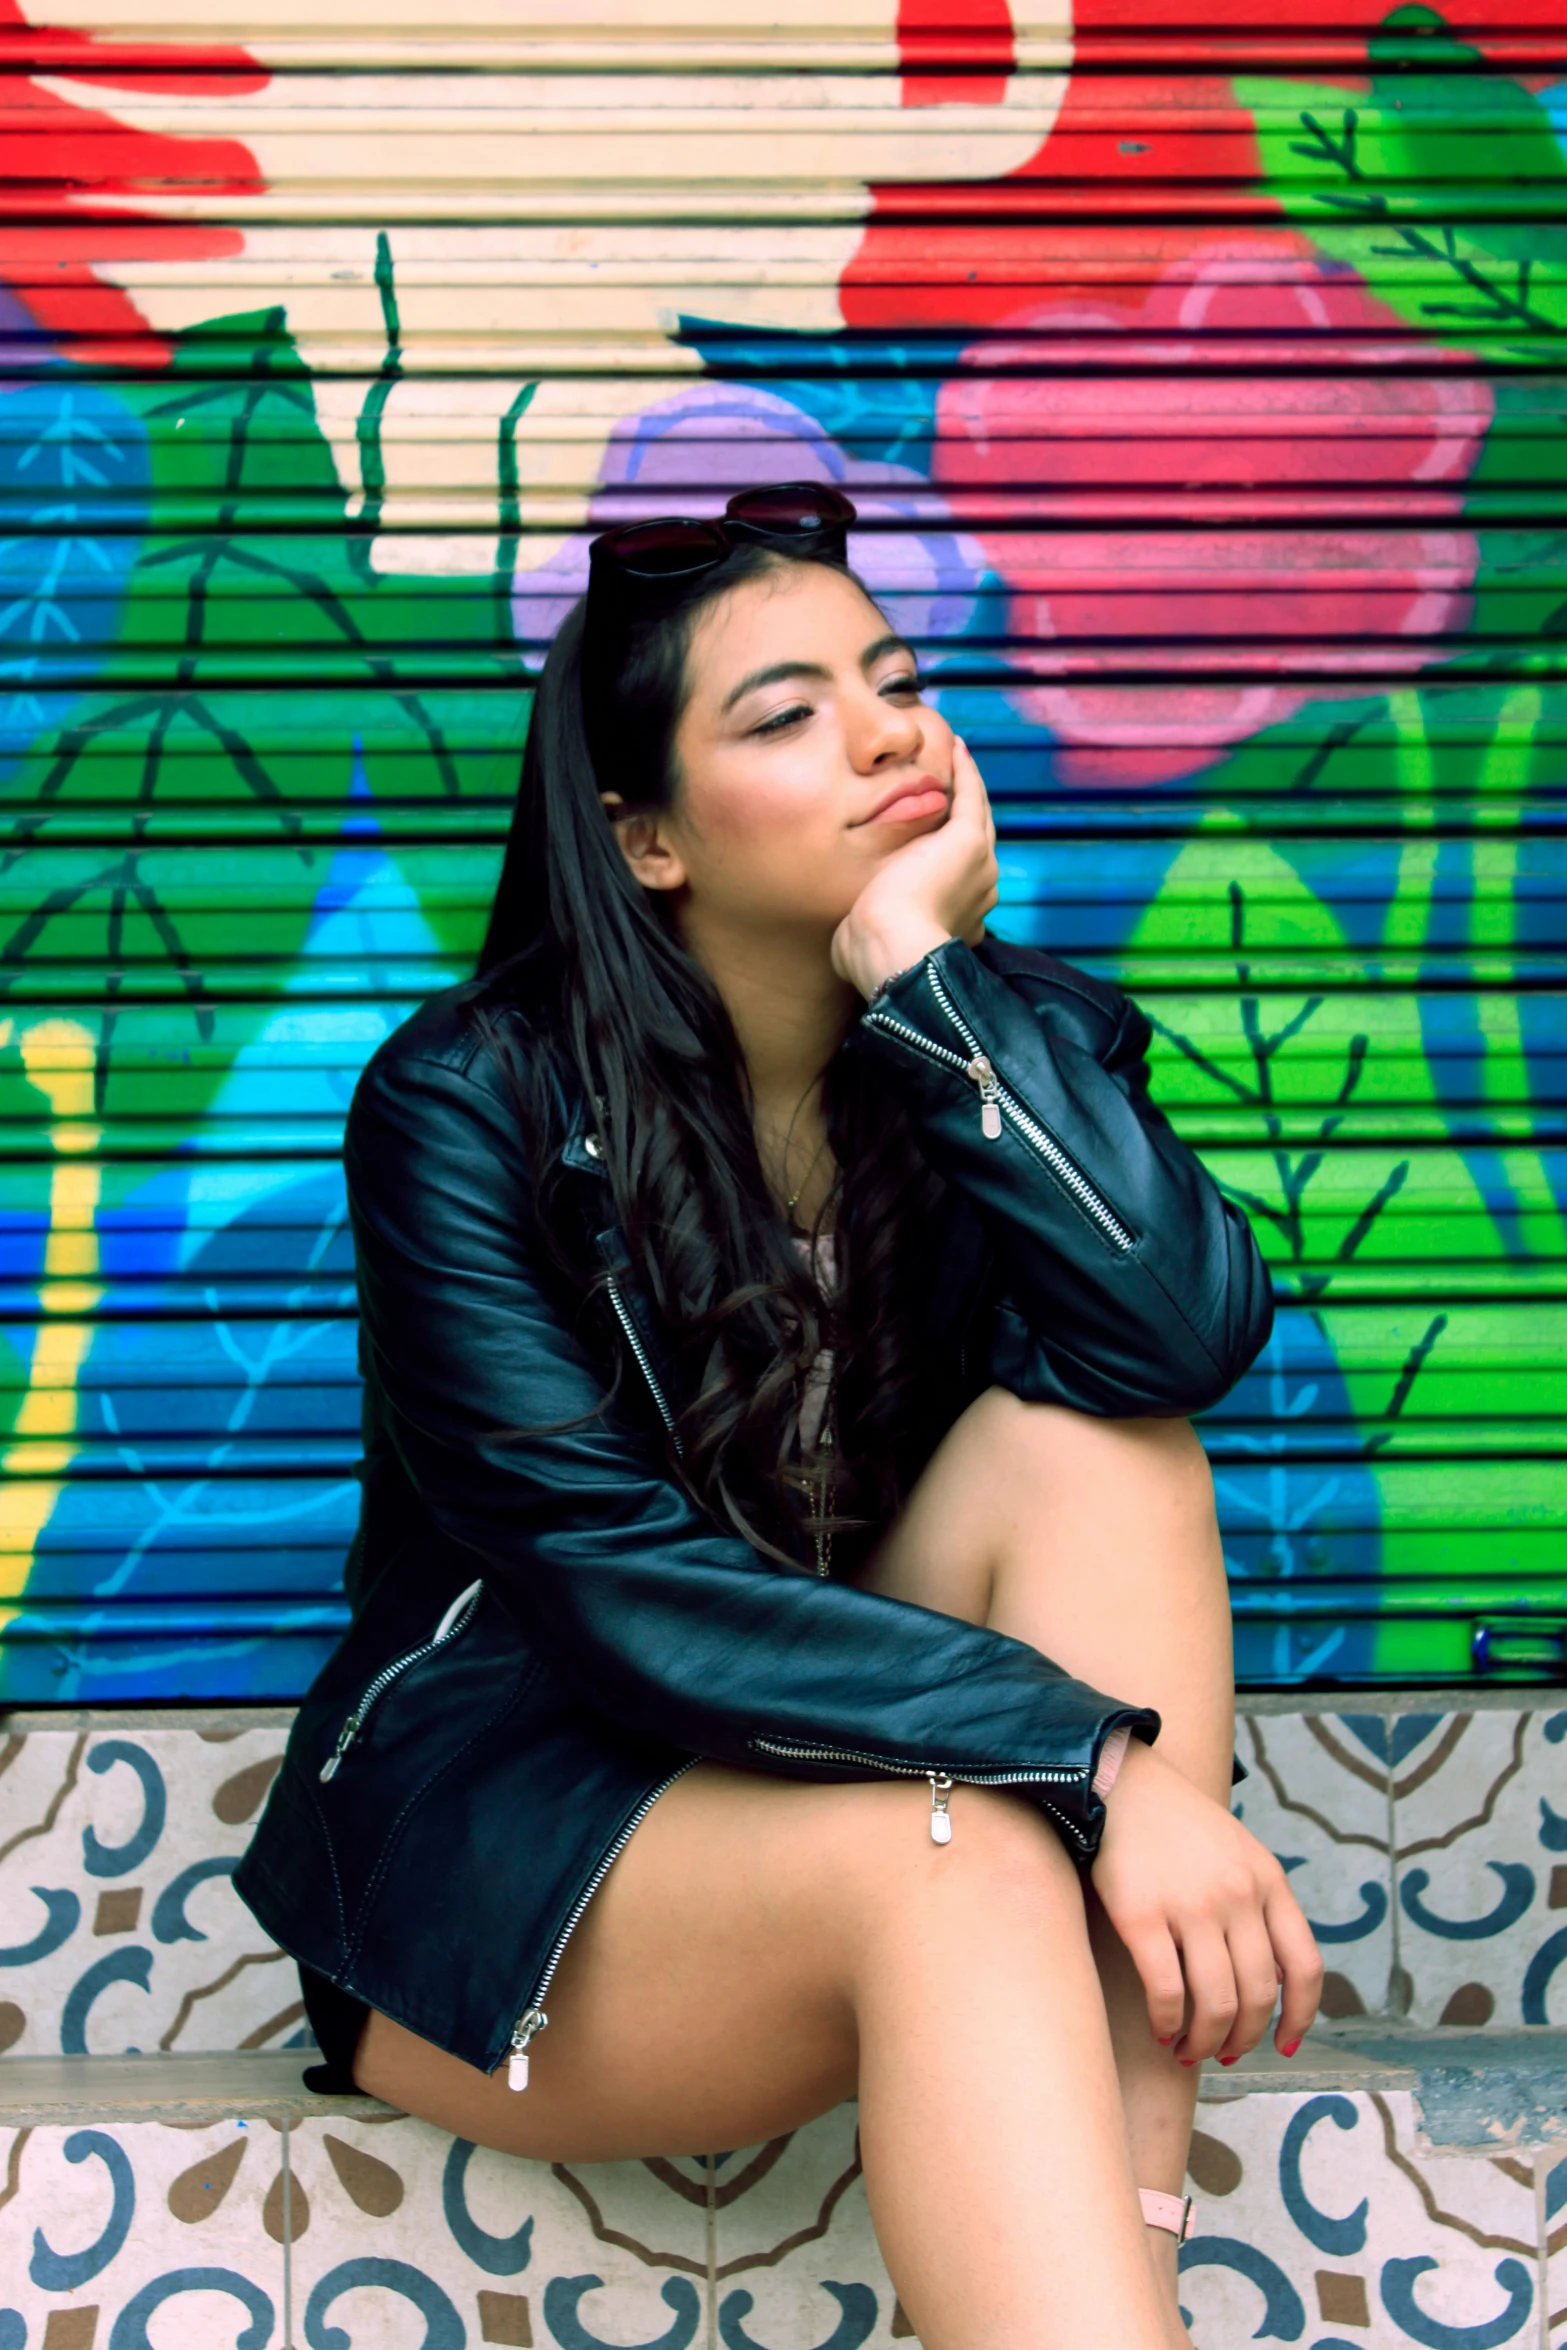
top-left (1266, 1875), bottom-right (1325, 2054)
top-left (1123, 1914), bottom-right (1186, 2045)
top-left (1212, 1905), bottom-right (1284, 2065)
top-left (1169, 1924), bottom-right (1238, 2064)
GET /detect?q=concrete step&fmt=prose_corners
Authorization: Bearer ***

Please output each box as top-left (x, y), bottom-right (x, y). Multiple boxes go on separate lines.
top-left (0, 2037), bottom-right (1562, 2349)
top-left (3, 1694), bottom-right (1564, 2063)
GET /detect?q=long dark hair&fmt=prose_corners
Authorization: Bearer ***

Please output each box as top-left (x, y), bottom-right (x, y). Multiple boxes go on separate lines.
top-left (476, 540), bottom-right (952, 1573)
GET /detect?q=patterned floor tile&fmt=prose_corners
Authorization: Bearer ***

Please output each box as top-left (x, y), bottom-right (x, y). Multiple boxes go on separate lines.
top-left (1237, 1712), bottom-right (1395, 2022)
top-left (0, 2116), bottom-right (283, 2348)
top-left (0, 1726), bottom-right (299, 2060)
top-left (1187, 2085), bottom-right (1544, 2350)
top-left (290, 2111), bottom-right (716, 2350)
top-left (1392, 1706), bottom-right (1567, 2028)
top-left (712, 2103), bottom-right (909, 2349)
top-left (1548, 2148), bottom-right (1567, 2350)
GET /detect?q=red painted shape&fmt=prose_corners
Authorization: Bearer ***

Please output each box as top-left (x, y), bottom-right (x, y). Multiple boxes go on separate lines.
top-left (0, 5), bottom-right (266, 366)
top-left (0, 6), bottom-right (266, 90)
top-left (897, 0), bottom-right (1014, 107)
top-left (843, 65), bottom-right (1271, 330)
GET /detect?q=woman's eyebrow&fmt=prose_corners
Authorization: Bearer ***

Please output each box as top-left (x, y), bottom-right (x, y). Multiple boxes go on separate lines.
top-left (719, 636), bottom-right (919, 718)
top-left (860, 632), bottom-right (917, 671)
top-left (720, 659), bottom-right (829, 717)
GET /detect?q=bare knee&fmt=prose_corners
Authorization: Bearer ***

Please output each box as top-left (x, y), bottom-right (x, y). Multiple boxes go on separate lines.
top-left (826, 1779), bottom-right (1087, 1985)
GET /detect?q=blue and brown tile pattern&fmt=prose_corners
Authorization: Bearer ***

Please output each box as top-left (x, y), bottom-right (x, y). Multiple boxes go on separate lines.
top-left (0, 2096), bottom-right (1562, 2347)
top-left (0, 1724), bottom-right (296, 2060)
top-left (1, 1704), bottom-right (1564, 2344)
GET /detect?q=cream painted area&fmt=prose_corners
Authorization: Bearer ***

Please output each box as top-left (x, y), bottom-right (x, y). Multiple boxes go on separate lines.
top-left (83, 221), bottom-right (865, 381)
top-left (28, 0), bottom-right (1068, 32)
top-left (34, 69), bottom-right (1065, 212)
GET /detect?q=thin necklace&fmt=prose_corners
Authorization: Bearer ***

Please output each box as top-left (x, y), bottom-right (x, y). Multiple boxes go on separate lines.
top-left (785, 1129), bottom-right (829, 1215)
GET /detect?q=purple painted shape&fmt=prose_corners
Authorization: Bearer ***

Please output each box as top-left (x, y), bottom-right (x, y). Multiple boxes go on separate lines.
top-left (511, 381), bottom-right (989, 656)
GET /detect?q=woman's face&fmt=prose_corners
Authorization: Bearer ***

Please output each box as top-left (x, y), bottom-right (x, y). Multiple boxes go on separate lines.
top-left (603, 561), bottom-right (957, 946)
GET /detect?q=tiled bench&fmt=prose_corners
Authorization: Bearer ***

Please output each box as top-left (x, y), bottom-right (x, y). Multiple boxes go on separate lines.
top-left (2, 1698), bottom-right (1564, 2347)
top-left (1, 2038), bottom-right (1563, 2348)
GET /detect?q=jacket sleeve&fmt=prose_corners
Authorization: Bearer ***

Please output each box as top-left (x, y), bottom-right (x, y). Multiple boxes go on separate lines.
top-left (843, 935), bottom-right (1272, 1416)
top-left (343, 1035), bottom-right (1158, 1860)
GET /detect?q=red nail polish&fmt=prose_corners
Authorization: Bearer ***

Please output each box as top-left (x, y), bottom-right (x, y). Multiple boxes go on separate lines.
top-left (1178, 2058), bottom-right (1196, 2067)
top-left (1219, 2056), bottom-right (1238, 2067)
top-left (1157, 2035), bottom-right (1176, 2046)
top-left (1280, 2039), bottom-right (1301, 2058)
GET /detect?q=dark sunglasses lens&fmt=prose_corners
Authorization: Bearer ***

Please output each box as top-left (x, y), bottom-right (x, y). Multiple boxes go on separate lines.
top-left (601, 518), bottom-right (728, 578)
top-left (724, 483), bottom-right (854, 535)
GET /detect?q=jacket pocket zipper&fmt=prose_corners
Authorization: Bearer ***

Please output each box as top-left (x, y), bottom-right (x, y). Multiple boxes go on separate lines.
top-left (747, 1734), bottom-right (1091, 1848)
top-left (318, 1577), bottom-right (485, 1783)
top-left (864, 961), bottom-right (1136, 1255)
top-left (505, 1757), bottom-right (700, 2090)
top-left (605, 1271), bottom-right (685, 1459)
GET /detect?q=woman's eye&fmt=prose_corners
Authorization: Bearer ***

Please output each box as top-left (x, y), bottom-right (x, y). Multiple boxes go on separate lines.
top-left (884, 671), bottom-right (924, 698)
top-left (752, 703), bottom-right (812, 737)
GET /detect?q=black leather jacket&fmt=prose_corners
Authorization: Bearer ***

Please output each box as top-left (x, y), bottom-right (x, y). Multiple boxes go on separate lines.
top-left (235, 933), bottom-right (1272, 2079)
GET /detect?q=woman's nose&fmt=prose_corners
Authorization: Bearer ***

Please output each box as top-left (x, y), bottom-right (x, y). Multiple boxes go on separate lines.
top-left (850, 688), bottom-right (924, 767)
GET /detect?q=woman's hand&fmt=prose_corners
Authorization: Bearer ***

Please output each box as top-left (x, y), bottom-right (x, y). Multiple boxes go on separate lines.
top-left (832, 735), bottom-right (1000, 1001)
top-left (1090, 1735), bottom-right (1323, 2065)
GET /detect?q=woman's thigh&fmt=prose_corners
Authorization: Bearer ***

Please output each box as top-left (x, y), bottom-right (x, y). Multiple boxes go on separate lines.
top-left (354, 1760), bottom-right (1079, 2161)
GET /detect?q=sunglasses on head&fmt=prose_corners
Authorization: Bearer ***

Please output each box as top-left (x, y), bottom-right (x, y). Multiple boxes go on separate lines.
top-left (587, 482), bottom-right (857, 610)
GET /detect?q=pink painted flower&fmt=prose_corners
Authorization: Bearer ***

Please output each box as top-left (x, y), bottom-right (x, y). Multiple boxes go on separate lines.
top-left (934, 240), bottom-right (1491, 786)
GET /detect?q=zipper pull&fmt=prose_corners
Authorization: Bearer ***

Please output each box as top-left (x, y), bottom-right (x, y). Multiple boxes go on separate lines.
top-left (966, 1055), bottom-right (1002, 1140)
top-left (508, 2007), bottom-right (548, 2091)
top-left (319, 1712), bottom-right (362, 1784)
top-left (928, 1772), bottom-right (954, 1844)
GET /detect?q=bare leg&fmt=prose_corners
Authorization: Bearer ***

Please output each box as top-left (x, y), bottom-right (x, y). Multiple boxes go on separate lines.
top-left (357, 1766), bottom-right (1186, 2350)
top-left (855, 1388), bottom-right (1236, 2303)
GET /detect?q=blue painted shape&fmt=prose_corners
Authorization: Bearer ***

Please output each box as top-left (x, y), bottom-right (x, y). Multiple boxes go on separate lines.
top-left (1399, 1864), bottom-right (1534, 1941)
top-left (1545, 2155), bottom-right (1566, 2220)
top-left (543, 2275), bottom-right (702, 2350)
top-left (1521, 1925), bottom-right (1567, 2023)
top-left (718, 2283), bottom-right (877, 2350)
top-left (108, 2267), bottom-right (273, 2350)
top-left (83, 1741), bottom-right (167, 1878)
top-left (303, 2258), bottom-right (463, 2350)
top-left (1178, 2240), bottom-right (1306, 2340)
top-left (1279, 2097), bottom-right (1369, 2256)
top-left (151, 1857), bottom-right (239, 1945)
top-left (1538, 1797), bottom-right (1567, 1852)
top-left (0, 1887), bottom-right (79, 1966)
top-left (0, 2312), bottom-right (23, 2350)
top-left (1380, 2256), bottom-right (1533, 2348)
top-left (30, 2129), bottom-right (135, 2289)
top-left (61, 1947), bottom-right (153, 2054)
top-left (1545, 1712), bottom-right (1567, 1743)
top-left (1311, 2342), bottom-right (1364, 2349)
top-left (441, 2139), bottom-right (533, 2275)
top-left (1307, 1882), bottom-right (1389, 1945)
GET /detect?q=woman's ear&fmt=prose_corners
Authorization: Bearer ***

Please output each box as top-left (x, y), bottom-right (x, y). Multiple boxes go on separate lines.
top-left (599, 791), bottom-right (687, 894)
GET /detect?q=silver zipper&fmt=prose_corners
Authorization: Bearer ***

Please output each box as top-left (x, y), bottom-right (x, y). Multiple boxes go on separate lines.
top-left (605, 1272), bottom-right (684, 1459)
top-left (750, 1735), bottom-right (1096, 1853)
top-left (864, 962), bottom-right (1136, 1254)
top-left (318, 1578), bottom-right (484, 1783)
top-left (505, 1758), bottom-right (699, 2090)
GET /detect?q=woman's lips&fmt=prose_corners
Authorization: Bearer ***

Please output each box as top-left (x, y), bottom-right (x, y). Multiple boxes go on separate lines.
top-left (860, 783), bottom-right (950, 825)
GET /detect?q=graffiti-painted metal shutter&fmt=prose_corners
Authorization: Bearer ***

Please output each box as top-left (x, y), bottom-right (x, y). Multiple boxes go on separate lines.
top-left (3, 2), bottom-right (1563, 1698)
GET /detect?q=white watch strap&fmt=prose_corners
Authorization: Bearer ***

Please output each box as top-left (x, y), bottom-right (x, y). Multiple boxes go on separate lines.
top-left (1139, 2188), bottom-right (1195, 2242)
